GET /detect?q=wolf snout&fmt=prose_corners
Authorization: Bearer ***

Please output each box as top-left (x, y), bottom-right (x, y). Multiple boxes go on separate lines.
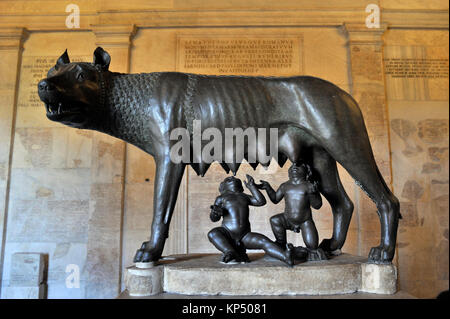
top-left (38, 79), bottom-right (54, 92)
top-left (38, 79), bottom-right (59, 104)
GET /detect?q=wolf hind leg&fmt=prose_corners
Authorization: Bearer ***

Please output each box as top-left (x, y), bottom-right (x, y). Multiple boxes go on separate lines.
top-left (307, 147), bottom-right (354, 255)
top-left (323, 144), bottom-right (400, 263)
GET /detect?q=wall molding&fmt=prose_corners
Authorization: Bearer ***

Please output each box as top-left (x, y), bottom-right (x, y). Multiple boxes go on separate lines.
top-left (0, 8), bottom-right (447, 32)
top-left (0, 28), bottom-right (28, 50)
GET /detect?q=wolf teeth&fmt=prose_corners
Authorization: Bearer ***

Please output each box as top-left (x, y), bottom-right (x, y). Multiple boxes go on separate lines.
top-left (48, 104), bottom-right (57, 114)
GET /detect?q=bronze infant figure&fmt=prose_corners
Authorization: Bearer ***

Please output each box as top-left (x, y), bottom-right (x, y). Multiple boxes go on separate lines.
top-left (259, 163), bottom-right (327, 261)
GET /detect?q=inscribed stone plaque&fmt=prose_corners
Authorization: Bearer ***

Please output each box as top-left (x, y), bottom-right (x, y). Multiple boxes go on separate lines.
top-left (177, 35), bottom-right (303, 76)
top-left (384, 46), bottom-right (449, 101)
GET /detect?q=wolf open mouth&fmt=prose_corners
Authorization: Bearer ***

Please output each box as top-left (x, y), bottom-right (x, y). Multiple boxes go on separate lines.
top-left (45, 102), bottom-right (85, 123)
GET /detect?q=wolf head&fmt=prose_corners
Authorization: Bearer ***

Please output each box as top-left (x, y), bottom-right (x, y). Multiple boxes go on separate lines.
top-left (37, 47), bottom-right (111, 129)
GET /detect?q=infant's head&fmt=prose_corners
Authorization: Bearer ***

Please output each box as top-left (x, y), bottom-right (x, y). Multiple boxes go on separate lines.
top-left (219, 176), bottom-right (244, 193)
top-left (288, 163), bottom-right (307, 180)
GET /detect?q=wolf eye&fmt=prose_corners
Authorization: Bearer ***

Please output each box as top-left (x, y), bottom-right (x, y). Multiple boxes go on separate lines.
top-left (77, 72), bottom-right (85, 81)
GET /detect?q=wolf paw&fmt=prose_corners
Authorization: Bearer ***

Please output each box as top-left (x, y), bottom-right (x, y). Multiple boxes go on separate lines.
top-left (307, 248), bottom-right (328, 261)
top-left (133, 241), bottom-right (162, 263)
top-left (368, 245), bottom-right (394, 264)
top-left (319, 238), bottom-right (342, 256)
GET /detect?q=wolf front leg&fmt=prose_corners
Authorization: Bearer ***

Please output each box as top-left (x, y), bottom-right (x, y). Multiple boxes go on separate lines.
top-left (134, 158), bottom-right (186, 263)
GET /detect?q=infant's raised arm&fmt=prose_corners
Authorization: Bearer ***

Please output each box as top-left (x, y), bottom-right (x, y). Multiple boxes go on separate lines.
top-left (307, 182), bottom-right (322, 210)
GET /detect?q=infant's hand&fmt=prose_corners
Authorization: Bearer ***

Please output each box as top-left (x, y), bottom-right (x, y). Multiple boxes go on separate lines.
top-left (210, 205), bottom-right (223, 222)
top-left (308, 181), bottom-right (319, 193)
top-left (244, 174), bottom-right (255, 187)
top-left (210, 205), bottom-right (223, 216)
top-left (257, 180), bottom-right (270, 190)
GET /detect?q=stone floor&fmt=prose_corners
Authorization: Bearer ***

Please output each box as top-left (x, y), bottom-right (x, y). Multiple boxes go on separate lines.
top-left (118, 290), bottom-right (416, 299)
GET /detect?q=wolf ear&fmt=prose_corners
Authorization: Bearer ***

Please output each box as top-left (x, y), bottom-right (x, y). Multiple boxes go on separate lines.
top-left (56, 49), bottom-right (70, 68)
top-left (47, 66), bottom-right (57, 78)
top-left (93, 47), bottom-right (111, 70)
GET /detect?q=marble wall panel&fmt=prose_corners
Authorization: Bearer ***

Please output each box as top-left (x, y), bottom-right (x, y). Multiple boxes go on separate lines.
top-left (384, 46), bottom-right (449, 101)
top-left (12, 128), bottom-right (93, 169)
top-left (345, 27), bottom-right (394, 264)
top-left (1, 32), bottom-right (96, 299)
top-left (388, 101), bottom-right (449, 298)
top-left (121, 145), bottom-right (155, 276)
top-left (385, 29), bottom-right (449, 298)
top-left (0, 31), bottom-right (26, 297)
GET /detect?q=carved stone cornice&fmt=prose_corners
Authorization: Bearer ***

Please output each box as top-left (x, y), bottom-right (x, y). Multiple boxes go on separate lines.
top-left (0, 8), bottom-right (447, 31)
top-left (0, 27), bottom-right (28, 50)
top-left (343, 23), bottom-right (388, 46)
top-left (91, 24), bottom-right (137, 48)
top-left (95, 9), bottom-right (367, 28)
top-left (382, 9), bottom-right (449, 29)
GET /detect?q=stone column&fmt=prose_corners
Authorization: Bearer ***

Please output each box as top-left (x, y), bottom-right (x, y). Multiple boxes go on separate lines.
top-left (84, 24), bottom-right (136, 298)
top-left (343, 23), bottom-right (396, 261)
top-left (0, 27), bottom-right (28, 297)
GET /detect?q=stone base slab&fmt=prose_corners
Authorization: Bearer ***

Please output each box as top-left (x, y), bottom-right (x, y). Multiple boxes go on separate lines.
top-left (360, 263), bottom-right (397, 294)
top-left (124, 253), bottom-right (397, 296)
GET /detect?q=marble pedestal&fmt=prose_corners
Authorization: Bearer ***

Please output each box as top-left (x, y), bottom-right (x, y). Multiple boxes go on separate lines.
top-left (124, 253), bottom-right (397, 297)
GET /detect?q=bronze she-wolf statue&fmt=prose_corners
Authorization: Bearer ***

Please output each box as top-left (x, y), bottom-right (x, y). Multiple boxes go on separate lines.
top-left (38, 47), bottom-right (401, 264)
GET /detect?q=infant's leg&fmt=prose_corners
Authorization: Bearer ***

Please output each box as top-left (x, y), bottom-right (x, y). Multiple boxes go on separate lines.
top-left (300, 220), bottom-right (319, 250)
top-left (300, 220), bottom-right (327, 261)
top-left (208, 227), bottom-right (238, 258)
top-left (270, 213), bottom-right (289, 247)
top-left (241, 232), bottom-right (293, 266)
